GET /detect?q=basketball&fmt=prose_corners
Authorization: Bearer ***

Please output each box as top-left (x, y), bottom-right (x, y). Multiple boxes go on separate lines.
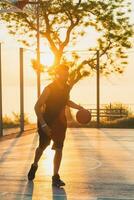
top-left (76, 109), bottom-right (92, 124)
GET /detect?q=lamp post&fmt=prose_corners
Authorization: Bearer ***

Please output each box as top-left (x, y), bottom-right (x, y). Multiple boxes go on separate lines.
top-left (20, 48), bottom-right (24, 132)
top-left (96, 50), bottom-right (100, 128)
top-left (36, 0), bottom-right (41, 98)
top-left (0, 43), bottom-right (3, 136)
top-left (28, 0), bottom-right (41, 98)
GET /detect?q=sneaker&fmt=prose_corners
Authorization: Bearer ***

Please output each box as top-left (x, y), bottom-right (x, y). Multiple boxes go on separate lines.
top-left (52, 174), bottom-right (65, 187)
top-left (28, 164), bottom-right (38, 181)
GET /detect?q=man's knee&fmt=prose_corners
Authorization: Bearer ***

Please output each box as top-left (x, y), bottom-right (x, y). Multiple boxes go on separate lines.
top-left (55, 148), bottom-right (63, 154)
top-left (37, 145), bottom-right (48, 152)
top-left (52, 141), bottom-right (64, 151)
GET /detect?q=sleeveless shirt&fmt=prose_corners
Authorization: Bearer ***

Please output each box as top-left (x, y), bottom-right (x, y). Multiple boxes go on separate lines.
top-left (43, 81), bottom-right (70, 125)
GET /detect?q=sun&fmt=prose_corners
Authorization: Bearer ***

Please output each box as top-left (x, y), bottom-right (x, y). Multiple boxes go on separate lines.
top-left (40, 42), bottom-right (54, 67)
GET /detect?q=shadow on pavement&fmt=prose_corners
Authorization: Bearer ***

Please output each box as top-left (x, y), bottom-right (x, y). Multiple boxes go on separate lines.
top-left (52, 186), bottom-right (67, 200)
top-left (15, 181), bottom-right (34, 200)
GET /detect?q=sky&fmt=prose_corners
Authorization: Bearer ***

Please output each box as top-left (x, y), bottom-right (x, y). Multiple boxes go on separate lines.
top-left (0, 0), bottom-right (134, 122)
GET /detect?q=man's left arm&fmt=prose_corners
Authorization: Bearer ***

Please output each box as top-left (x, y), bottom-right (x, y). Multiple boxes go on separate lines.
top-left (66, 100), bottom-right (84, 110)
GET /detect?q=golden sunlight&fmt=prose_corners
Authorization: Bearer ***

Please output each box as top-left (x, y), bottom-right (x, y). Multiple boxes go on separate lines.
top-left (42, 143), bottom-right (55, 175)
top-left (40, 42), bottom-right (54, 67)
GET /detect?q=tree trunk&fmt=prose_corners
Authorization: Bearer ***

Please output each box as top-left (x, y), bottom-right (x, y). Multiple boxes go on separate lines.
top-left (53, 50), bottom-right (62, 66)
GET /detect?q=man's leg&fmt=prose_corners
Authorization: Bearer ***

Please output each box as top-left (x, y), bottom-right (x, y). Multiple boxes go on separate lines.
top-left (52, 148), bottom-right (65, 187)
top-left (28, 145), bottom-right (47, 180)
top-left (33, 146), bottom-right (45, 166)
top-left (28, 125), bottom-right (51, 181)
top-left (53, 149), bottom-right (62, 175)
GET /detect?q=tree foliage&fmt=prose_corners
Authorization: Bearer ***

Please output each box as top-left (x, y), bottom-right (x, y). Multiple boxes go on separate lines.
top-left (0, 0), bottom-right (133, 86)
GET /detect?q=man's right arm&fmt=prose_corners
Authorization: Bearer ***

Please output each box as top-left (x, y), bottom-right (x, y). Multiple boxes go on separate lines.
top-left (34, 86), bottom-right (50, 126)
top-left (34, 86), bottom-right (52, 137)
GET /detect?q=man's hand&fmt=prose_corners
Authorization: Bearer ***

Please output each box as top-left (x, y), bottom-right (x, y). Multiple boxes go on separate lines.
top-left (77, 105), bottom-right (85, 110)
top-left (42, 125), bottom-right (52, 138)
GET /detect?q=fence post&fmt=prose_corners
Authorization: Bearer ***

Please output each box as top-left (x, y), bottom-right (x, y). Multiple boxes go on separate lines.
top-left (109, 103), bottom-right (112, 121)
top-left (120, 104), bottom-right (122, 118)
top-left (96, 50), bottom-right (100, 128)
top-left (20, 48), bottom-right (24, 132)
top-left (0, 43), bottom-right (3, 136)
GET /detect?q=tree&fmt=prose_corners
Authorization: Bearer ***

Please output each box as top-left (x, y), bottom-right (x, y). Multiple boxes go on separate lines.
top-left (0, 0), bottom-right (133, 87)
top-left (31, 59), bottom-right (45, 73)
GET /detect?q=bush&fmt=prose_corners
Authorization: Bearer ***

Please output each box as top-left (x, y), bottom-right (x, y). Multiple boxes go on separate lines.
top-left (3, 112), bottom-right (30, 129)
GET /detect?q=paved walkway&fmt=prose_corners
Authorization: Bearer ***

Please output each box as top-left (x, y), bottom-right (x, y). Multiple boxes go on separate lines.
top-left (0, 128), bottom-right (134, 199)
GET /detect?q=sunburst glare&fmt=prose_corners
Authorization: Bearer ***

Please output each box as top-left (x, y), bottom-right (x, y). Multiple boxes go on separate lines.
top-left (40, 42), bottom-right (54, 67)
top-left (42, 142), bottom-right (55, 175)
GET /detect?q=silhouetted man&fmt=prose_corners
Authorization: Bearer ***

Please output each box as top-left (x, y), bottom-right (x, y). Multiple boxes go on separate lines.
top-left (28, 64), bottom-right (85, 187)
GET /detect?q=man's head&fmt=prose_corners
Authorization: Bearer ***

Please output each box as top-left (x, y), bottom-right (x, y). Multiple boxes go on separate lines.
top-left (55, 64), bottom-right (69, 83)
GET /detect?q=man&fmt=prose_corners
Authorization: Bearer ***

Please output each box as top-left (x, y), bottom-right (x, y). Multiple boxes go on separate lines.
top-left (28, 64), bottom-right (85, 187)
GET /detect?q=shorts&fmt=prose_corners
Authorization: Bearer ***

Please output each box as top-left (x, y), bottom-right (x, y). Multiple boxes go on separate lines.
top-left (37, 117), bottom-right (67, 150)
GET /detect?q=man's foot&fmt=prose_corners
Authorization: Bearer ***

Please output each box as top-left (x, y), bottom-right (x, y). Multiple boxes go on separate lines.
top-left (28, 164), bottom-right (38, 181)
top-left (52, 174), bottom-right (65, 187)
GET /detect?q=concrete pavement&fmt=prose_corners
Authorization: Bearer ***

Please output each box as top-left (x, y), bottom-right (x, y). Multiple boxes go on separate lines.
top-left (0, 128), bottom-right (134, 199)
